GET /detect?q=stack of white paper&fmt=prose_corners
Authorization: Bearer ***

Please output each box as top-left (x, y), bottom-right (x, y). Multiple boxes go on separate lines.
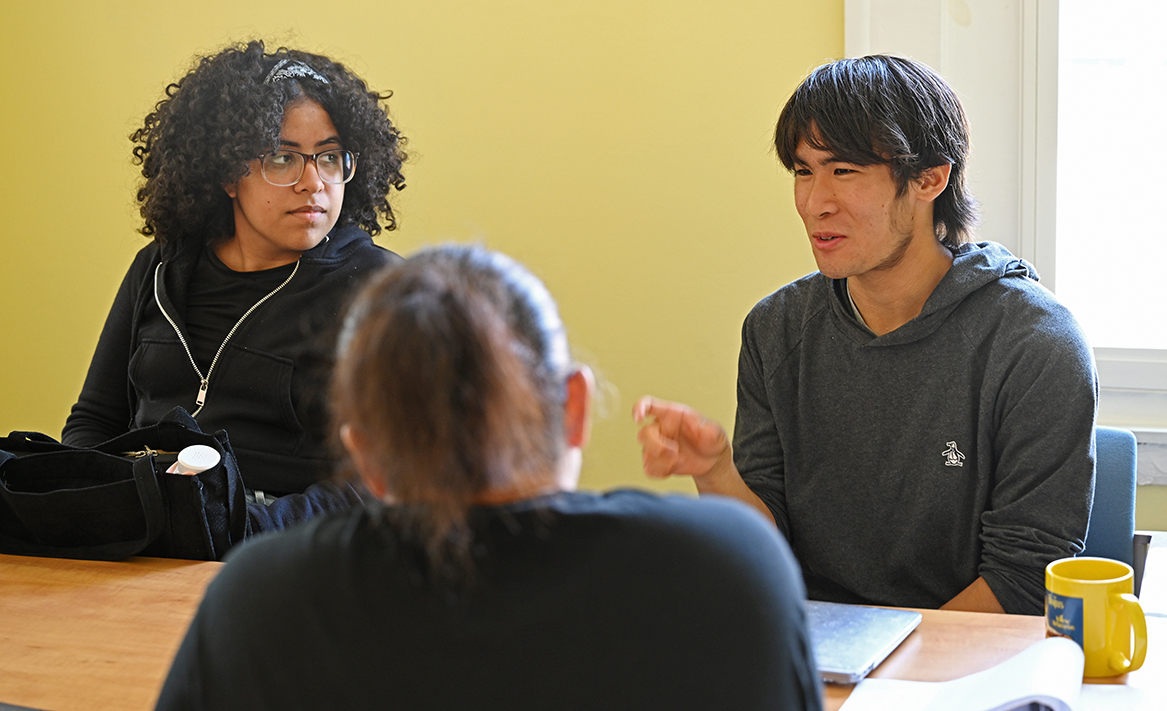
top-left (840, 637), bottom-right (1084, 711)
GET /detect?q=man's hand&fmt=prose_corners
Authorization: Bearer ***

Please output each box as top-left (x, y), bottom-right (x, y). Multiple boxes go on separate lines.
top-left (633, 396), bottom-right (776, 525)
top-left (633, 396), bottom-right (731, 480)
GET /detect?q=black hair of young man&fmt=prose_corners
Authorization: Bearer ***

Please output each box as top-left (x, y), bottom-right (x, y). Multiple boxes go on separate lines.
top-left (774, 54), bottom-right (979, 250)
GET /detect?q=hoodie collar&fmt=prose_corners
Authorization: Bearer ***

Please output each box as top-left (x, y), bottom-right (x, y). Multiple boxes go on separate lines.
top-left (829, 241), bottom-right (1040, 347)
top-left (298, 224), bottom-right (367, 262)
top-left (153, 225), bottom-right (373, 325)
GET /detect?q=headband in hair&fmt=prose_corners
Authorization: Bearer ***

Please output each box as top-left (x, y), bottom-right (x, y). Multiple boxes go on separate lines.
top-left (263, 58), bottom-right (330, 85)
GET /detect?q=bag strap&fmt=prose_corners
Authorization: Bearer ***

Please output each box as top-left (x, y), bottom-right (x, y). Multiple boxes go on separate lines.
top-left (0, 431), bottom-right (71, 458)
top-left (126, 454), bottom-right (167, 554)
top-left (78, 455), bottom-right (167, 560)
top-left (3, 431), bottom-right (62, 444)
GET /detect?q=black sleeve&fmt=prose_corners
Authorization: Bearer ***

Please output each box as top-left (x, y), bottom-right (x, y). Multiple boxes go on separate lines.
top-left (155, 535), bottom-right (289, 711)
top-left (246, 479), bottom-right (374, 532)
top-left (63, 248), bottom-right (157, 446)
top-left (668, 496), bottom-right (822, 711)
top-left (154, 610), bottom-right (206, 711)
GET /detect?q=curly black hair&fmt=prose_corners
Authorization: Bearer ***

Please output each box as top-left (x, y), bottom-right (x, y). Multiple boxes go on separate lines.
top-left (131, 40), bottom-right (407, 250)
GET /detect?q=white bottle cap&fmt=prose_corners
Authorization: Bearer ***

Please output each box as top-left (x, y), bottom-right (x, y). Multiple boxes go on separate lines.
top-left (175, 445), bottom-right (221, 475)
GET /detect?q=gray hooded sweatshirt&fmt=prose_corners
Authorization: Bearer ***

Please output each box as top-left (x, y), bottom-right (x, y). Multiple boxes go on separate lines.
top-left (734, 241), bottom-right (1097, 615)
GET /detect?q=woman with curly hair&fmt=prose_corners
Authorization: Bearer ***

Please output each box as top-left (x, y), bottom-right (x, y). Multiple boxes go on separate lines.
top-left (63, 40), bottom-right (407, 528)
top-left (156, 245), bottom-right (821, 710)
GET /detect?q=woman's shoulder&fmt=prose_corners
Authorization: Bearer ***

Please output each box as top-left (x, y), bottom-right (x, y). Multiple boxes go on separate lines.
top-left (548, 488), bottom-right (766, 522)
top-left (538, 490), bottom-right (797, 570)
top-left (523, 491), bottom-right (808, 613)
top-left (127, 240), bottom-right (163, 267)
top-left (111, 240), bottom-right (165, 288)
top-left (207, 509), bottom-right (367, 595)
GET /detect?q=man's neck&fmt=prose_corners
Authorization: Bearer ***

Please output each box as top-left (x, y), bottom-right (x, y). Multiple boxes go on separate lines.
top-left (848, 237), bottom-right (955, 336)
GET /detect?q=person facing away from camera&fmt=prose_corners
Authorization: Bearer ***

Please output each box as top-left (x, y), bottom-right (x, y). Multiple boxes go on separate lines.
top-left (155, 245), bottom-right (822, 711)
top-left (635, 55), bottom-right (1097, 615)
top-left (63, 40), bottom-right (408, 529)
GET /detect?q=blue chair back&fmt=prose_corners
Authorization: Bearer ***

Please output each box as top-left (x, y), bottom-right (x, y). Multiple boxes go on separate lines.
top-left (1081, 426), bottom-right (1137, 565)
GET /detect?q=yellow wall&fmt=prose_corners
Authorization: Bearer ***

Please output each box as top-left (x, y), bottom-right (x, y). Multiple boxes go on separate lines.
top-left (3, 1), bottom-right (1162, 531)
top-left (0, 0), bottom-right (838, 494)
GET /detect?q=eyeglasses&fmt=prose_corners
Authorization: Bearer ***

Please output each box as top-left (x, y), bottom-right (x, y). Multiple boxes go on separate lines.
top-left (258, 149), bottom-right (358, 186)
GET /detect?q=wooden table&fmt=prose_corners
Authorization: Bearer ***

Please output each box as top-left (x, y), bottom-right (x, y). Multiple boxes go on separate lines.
top-left (824, 540), bottom-right (1167, 710)
top-left (1, 545), bottom-right (1164, 711)
top-left (0, 554), bottom-right (221, 711)
top-left (822, 608), bottom-right (1044, 710)
top-left (824, 612), bottom-right (1167, 710)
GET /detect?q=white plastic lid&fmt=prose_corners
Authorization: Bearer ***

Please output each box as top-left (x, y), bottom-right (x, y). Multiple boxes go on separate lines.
top-left (176, 444), bottom-right (221, 474)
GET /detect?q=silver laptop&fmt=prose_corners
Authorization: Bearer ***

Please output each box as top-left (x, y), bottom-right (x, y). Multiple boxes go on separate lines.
top-left (805, 600), bottom-right (922, 684)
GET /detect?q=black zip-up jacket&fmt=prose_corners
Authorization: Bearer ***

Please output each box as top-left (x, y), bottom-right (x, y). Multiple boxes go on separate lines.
top-left (64, 226), bottom-right (399, 527)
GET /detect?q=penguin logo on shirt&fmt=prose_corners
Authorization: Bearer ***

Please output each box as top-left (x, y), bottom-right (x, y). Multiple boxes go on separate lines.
top-left (942, 441), bottom-right (965, 467)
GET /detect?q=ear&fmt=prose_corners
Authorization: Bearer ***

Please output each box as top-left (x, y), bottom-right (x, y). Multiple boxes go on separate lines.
top-left (224, 183), bottom-right (238, 199)
top-left (563, 366), bottom-right (594, 449)
top-left (340, 423), bottom-right (387, 499)
top-left (913, 163), bottom-right (952, 203)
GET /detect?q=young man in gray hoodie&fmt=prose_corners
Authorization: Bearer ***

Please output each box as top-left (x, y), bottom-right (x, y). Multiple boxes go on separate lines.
top-left (634, 55), bottom-right (1096, 616)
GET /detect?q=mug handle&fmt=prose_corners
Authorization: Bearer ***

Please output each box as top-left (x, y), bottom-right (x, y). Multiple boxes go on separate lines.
top-left (1109, 592), bottom-right (1148, 673)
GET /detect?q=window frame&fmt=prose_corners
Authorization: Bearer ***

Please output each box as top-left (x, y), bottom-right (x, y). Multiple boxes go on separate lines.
top-left (845, 0), bottom-right (1167, 479)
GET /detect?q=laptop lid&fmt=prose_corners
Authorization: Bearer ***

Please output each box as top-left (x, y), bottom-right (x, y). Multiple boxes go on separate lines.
top-left (805, 600), bottom-right (922, 684)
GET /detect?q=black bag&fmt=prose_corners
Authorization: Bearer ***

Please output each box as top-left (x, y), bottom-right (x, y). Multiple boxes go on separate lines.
top-left (0, 408), bottom-right (249, 561)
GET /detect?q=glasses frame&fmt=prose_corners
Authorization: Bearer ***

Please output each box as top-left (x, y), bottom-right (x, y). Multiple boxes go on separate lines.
top-left (257, 148), bottom-right (359, 187)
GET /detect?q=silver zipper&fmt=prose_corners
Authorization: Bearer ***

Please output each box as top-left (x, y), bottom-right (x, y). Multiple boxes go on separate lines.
top-left (153, 259), bottom-right (300, 417)
top-left (122, 446), bottom-right (177, 459)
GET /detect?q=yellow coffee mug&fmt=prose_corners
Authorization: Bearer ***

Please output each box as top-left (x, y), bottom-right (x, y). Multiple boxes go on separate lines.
top-left (1045, 556), bottom-right (1148, 677)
